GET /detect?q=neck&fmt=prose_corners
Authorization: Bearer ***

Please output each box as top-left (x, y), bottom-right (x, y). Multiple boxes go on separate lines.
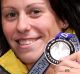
top-left (26, 63), bottom-right (34, 70)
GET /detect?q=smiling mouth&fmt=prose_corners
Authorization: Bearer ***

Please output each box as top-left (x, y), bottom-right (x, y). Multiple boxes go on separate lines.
top-left (16, 37), bottom-right (41, 45)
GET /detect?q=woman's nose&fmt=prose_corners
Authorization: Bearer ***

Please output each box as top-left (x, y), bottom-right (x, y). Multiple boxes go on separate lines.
top-left (17, 12), bottom-right (31, 33)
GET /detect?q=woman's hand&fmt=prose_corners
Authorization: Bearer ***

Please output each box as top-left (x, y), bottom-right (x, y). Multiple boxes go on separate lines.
top-left (55, 51), bottom-right (80, 74)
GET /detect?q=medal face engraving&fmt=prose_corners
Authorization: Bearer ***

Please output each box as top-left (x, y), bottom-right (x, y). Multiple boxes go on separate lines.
top-left (45, 39), bottom-right (75, 65)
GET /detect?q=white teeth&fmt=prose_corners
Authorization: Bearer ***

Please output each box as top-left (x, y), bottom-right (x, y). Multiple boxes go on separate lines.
top-left (19, 40), bottom-right (34, 45)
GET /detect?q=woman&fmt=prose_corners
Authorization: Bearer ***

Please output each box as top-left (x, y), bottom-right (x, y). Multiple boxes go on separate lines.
top-left (0, 0), bottom-right (80, 74)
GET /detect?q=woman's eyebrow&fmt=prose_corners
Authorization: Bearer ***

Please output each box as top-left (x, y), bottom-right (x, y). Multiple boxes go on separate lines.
top-left (1, 7), bottom-right (17, 13)
top-left (26, 2), bottom-right (46, 8)
top-left (1, 2), bottom-right (46, 10)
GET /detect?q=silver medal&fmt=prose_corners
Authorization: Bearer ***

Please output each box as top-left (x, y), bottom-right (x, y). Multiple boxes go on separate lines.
top-left (45, 39), bottom-right (75, 65)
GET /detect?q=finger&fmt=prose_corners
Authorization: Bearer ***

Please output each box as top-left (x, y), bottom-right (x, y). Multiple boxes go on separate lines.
top-left (56, 73), bottom-right (70, 74)
top-left (55, 66), bottom-right (80, 74)
top-left (62, 51), bottom-right (80, 62)
top-left (55, 66), bottom-right (80, 72)
top-left (55, 68), bottom-right (71, 74)
top-left (59, 59), bottom-right (80, 68)
top-left (55, 65), bottom-right (71, 72)
top-left (67, 51), bottom-right (80, 61)
top-left (55, 72), bottom-right (78, 74)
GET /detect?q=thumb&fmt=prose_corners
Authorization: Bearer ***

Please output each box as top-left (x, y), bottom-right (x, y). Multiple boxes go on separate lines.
top-left (64, 51), bottom-right (80, 63)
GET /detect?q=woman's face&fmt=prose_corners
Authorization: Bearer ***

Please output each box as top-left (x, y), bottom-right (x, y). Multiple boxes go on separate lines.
top-left (2, 0), bottom-right (65, 64)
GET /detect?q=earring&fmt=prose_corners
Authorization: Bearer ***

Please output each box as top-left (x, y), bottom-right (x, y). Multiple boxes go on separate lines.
top-left (63, 24), bottom-right (68, 29)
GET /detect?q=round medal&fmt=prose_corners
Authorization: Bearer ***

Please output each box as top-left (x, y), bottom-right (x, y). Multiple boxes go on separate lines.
top-left (45, 39), bottom-right (75, 65)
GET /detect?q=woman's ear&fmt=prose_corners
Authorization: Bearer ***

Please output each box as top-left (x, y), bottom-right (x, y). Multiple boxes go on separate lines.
top-left (60, 20), bottom-right (69, 29)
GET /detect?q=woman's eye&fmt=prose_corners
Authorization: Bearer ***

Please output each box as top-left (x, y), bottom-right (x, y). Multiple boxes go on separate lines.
top-left (29, 8), bottom-right (42, 18)
top-left (32, 9), bottom-right (41, 14)
top-left (3, 11), bottom-right (18, 21)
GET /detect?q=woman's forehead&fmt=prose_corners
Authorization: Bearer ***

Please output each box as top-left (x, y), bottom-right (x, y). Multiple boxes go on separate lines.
top-left (2, 0), bottom-right (49, 6)
top-left (1, 0), bottom-right (51, 10)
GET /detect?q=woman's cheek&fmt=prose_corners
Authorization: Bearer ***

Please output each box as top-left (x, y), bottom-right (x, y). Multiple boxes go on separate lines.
top-left (3, 22), bottom-right (15, 41)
